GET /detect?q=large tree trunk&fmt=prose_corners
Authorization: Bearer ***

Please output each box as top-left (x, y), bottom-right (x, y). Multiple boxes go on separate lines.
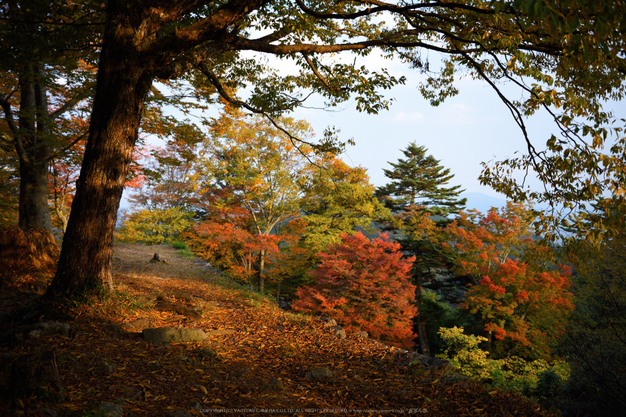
top-left (45, 0), bottom-right (263, 299)
top-left (46, 4), bottom-right (154, 297)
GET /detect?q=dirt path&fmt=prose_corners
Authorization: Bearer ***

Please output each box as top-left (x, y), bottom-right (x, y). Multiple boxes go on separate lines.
top-left (113, 243), bottom-right (217, 281)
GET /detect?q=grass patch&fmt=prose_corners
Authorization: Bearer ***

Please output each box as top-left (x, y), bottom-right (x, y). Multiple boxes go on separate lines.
top-left (171, 241), bottom-right (196, 260)
top-left (176, 248), bottom-right (196, 260)
top-left (171, 241), bottom-right (189, 250)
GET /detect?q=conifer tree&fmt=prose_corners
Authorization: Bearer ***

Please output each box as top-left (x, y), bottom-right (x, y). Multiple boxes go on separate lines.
top-left (377, 142), bottom-right (466, 356)
top-left (376, 142), bottom-right (466, 217)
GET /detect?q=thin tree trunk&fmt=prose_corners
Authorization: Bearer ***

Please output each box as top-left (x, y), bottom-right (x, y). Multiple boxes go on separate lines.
top-left (19, 160), bottom-right (52, 231)
top-left (257, 249), bottom-right (266, 293)
top-left (52, 168), bottom-right (69, 234)
top-left (415, 272), bottom-right (431, 356)
top-left (16, 65), bottom-right (53, 232)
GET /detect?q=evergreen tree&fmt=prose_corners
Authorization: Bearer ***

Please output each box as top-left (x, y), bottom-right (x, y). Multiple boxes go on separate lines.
top-left (377, 142), bottom-right (466, 356)
top-left (376, 142), bottom-right (466, 217)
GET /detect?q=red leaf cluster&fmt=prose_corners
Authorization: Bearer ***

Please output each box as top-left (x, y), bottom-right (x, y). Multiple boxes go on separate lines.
top-left (293, 232), bottom-right (417, 347)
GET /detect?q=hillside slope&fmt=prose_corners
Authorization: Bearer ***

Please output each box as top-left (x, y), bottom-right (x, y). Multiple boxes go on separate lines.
top-left (0, 243), bottom-right (551, 416)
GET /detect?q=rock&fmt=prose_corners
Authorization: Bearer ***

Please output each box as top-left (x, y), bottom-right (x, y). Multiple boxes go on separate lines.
top-left (35, 408), bottom-right (57, 417)
top-left (265, 378), bottom-right (284, 391)
top-left (306, 367), bottom-right (333, 380)
top-left (330, 325), bottom-right (346, 340)
top-left (98, 402), bottom-right (124, 417)
top-left (142, 327), bottom-right (207, 343)
top-left (207, 329), bottom-right (236, 336)
top-left (395, 350), bottom-right (451, 371)
top-left (187, 401), bottom-right (203, 410)
top-left (23, 321), bottom-right (71, 339)
top-left (124, 318), bottom-right (151, 330)
top-left (320, 316), bottom-right (337, 327)
top-left (150, 253), bottom-right (169, 264)
top-left (355, 331), bottom-right (369, 339)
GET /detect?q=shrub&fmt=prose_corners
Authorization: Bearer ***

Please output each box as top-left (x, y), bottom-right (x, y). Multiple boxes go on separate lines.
top-left (293, 232), bottom-right (416, 347)
top-left (437, 326), bottom-right (569, 396)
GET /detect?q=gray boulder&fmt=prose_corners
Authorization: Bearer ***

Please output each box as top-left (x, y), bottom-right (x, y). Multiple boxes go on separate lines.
top-left (306, 367), bottom-right (333, 380)
top-left (330, 325), bottom-right (346, 340)
top-left (142, 327), bottom-right (207, 343)
top-left (98, 402), bottom-right (123, 417)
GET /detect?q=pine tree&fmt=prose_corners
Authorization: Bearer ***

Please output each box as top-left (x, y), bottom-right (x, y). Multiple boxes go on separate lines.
top-left (377, 142), bottom-right (466, 356)
top-left (376, 142), bottom-right (466, 217)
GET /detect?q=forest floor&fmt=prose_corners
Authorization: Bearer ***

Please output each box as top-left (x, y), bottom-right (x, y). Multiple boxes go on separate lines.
top-left (0, 243), bottom-right (553, 417)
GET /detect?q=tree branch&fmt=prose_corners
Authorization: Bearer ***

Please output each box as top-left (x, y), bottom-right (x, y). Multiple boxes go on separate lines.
top-left (49, 88), bottom-right (93, 120)
top-left (196, 62), bottom-right (323, 168)
top-left (0, 93), bottom-right (27, 162)
top-left (301, 53), bottom-right (346, 92)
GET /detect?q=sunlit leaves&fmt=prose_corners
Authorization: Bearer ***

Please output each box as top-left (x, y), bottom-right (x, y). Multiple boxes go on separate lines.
top-left (444, 202), bottom-right (574, 359)
top-left (294, 231), bottom-right (416, 347)
top-left (116, 207), bottom-right (196, 245)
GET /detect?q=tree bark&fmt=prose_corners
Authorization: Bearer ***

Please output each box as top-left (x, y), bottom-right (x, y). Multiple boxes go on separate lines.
top-left (414, 272), bottom-right (431, 357)
top-left (19, 159), bottom-right (52, 232)
top-left (16, 65), bottom-right (53, 232)
top-left (47, 3), bottom-right (154, 297)
top-left (257, 249), bottom-right (266, 293)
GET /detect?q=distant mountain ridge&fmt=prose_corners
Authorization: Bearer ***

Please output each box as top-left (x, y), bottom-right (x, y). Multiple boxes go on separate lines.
top-left (462, 191), bottom-right (507, 214)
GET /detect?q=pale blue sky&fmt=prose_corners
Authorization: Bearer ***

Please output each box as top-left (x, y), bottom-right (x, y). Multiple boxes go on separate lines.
top-left (130, 51), bottom-right (626, 214)
top-left (284, 52), bottom-right (571, 204)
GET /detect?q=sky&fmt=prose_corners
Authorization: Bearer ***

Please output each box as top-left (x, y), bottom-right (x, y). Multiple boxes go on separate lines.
top-left (275, 51), bottom-right (591, 211)
top-left (130, 50), bottom-right (626, 215)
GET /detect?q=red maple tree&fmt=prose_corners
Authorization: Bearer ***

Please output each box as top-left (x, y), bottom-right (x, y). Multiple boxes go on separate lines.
top-left (293, 232), bottom-right (417, 347)
top-left (444, 203), bottom-right (574, 359)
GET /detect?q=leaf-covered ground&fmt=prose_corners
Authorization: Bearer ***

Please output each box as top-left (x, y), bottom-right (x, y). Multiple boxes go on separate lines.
top-left (0, 243), bottom-right (553, 416)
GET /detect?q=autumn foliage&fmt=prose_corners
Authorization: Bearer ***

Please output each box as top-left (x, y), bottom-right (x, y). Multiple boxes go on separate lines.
top-left (444, 203), bottom-right (574, 359)
top-left (293, 232), bottom-right (416, 347)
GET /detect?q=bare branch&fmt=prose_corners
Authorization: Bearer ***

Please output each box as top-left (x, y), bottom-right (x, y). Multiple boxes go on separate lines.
top-left (44, 131), bottom-right (88, 164)
top-left (50, 87), bottom-right (92, 119)
top-left (301, 53), bottom-right (346, 92)
top-left (0, 93), bottom-right (27, 162)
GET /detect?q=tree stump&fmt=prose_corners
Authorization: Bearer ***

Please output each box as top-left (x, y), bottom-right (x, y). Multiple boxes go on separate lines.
top-left (10, 350), bottom-right (63, 398)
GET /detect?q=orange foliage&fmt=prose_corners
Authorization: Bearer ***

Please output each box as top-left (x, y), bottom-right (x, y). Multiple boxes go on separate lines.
top-left (445, 203), bottom-right (574, 358)
top-left (293, 232), bottom-right (417, 347)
